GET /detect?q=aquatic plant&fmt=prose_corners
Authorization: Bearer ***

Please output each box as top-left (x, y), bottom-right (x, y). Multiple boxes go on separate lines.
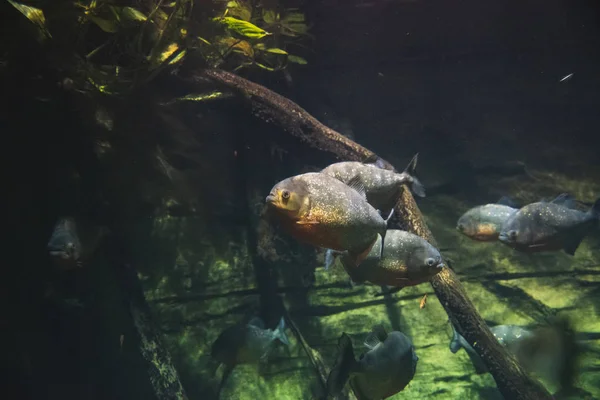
top-left (6, 0), bottom-right (310, 95)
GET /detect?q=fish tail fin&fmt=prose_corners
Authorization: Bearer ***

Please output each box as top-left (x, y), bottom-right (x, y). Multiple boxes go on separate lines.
top-left (544, 316), bottom-right (580, 392)
top-left (325, 249), bottom-right (344, 271)
top-left (402, 153), bottom-right (426, 197)
top-left (274, 316), bottom-right (290, 346)
top-left (591, 197), bottom-right (600, 220)
top-left (326, 333), bottom-right (358, 397)
top-left (449, 323), bottom-right (463, 354)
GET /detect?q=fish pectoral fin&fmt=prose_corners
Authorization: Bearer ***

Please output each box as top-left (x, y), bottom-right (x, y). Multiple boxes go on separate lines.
top-left (346, 176), bottom-right (367, 199)
top-left (349, 240), bottom-right (377, 267)
top-left (563, 235), bottom-right (585, 256)
top-left (363, 331), bottom-right (382, 350)
top-left (325, 249), bottom-right (345, 271)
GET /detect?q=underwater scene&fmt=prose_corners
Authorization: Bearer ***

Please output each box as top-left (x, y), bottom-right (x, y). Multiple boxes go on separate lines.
top-left (3, 0), bottom-right (600, 399)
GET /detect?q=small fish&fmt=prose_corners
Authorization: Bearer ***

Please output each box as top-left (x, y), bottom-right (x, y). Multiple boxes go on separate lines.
top-left (419, 293), bottom-right (427, 309)
top-left (47, 217), bottom-right (83, 270)
top-left (327, 325), bottom-right (418, 399)
top-left (559, 73), bottom-right (573, 82)
top-left (320, 153), bottom-right (425, 221)
top-left (47, 217), bottom-right (109, 270)
top-left (266, 173), bottom-right (388, 266)
top-left (456, 196), bottom-right (520, 241)
top-left (119, 335), bottom-right (124, 351)
top-left (325, 230), bottom-right (445, 289)
top-left (448, 323), bottom-right (488, 374)
top-left (449, 317), bottom-right (578, 391)
top-left (211, 316), bottom-right (290, 367)
top-left (498, 194), bottom-right (600, 255)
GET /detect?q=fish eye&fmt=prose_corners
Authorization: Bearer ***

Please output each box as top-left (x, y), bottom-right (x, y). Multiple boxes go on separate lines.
top-left (508, 230), bottom-right (518, 239)
top-left (426, 257), bottom-right (435, 267)
top-left (281, 190), bottom-right (290, 200)
top-left (456, 223), bottom-right (464, 232)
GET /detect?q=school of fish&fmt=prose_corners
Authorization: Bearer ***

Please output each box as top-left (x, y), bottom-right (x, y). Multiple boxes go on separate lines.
top-left (44, 146), bottom-right (599, 399)
top-left (457, 193), bottom-right (600, 256)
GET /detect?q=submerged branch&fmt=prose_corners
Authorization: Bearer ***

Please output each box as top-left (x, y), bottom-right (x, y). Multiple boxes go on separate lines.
top-left (193, 69), bottom-right (392, 167)
top-left (114, 248), bottom-right (189, 400)
top-left (192, 68), bottom-right (554, 400)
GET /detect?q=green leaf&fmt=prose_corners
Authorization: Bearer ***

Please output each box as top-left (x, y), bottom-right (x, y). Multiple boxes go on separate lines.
top-left (254, 62), bottom-right (276, 71)
top-left (282, 12), bottom-right (305, 23)
top-left (121, 7), bottom-right (147, 22)
top-left (197, 36), bottom-right (212, 46)
top-left (89, 16), bottom-right (119, 33)
top-left (288, 55), bottom-right (307, 65)
top-left (226, 1), bottom-right (251, 21)
top-left (6, 0), bottom-right (51, 38)
top-left (220, 38), bottom-right (254, 57)
top-left (214, 16), bottom-right (271, 39)
top-left (286, 23), bottom-right (308, 34)
top-left (262, 10), bottom-right (278, 24)
top-left (168, 49), bottom-right (186, 65)
top-left (263, 48), bottom-right (288, 55)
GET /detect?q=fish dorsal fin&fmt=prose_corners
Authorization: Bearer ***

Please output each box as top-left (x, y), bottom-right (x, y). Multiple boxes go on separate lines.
top-left (248, 317), bottom-right (265, 329)
top-left (403, 153), bottom-right (419, 175)
top-left (551, 193), bottom-right (577, 209)
top-left (496, 196), bottom-right (520, 208)
top-left (346, 176), bottom-right (367, 199)
top-left (363, 154), bottom-right (389, 169)
top-left (372, 324), bottom-right (388, 342)
top-left (364, 324), bottom-right (387, 350)
top-left (362, 154), bottom-right (380, 165)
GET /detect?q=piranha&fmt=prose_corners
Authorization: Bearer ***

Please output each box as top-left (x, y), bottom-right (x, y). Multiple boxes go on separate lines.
top-left (449, 317), bottom-right (578, 392)
top-left (456, 196), bottom-right (520, 241)
top-left (320, 153), bottom-right (425, 221)
top-left (498, 193), bottom-right (600, 255)
top-left (211, 316), bottom-right (290, 367)
top-left (211, 316), bottom-right (290, 396)
top-left (325, 230), bottom-right (445, 289)
top-left (327, 325), bottom-right (419, 399)
top-left (266, 172), bottom-right (390, 266)
top-left (47, 217), bottom-right (108, 270)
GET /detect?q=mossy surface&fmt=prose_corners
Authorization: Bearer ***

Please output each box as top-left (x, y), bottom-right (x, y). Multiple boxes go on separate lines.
top-left (135, 163), bottom-right (600, 399)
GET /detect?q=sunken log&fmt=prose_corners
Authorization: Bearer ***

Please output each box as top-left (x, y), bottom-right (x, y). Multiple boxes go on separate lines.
top-left (192, 68), bottom-right (553, 400)
top-left (112, 242), bottom-right (189, 400)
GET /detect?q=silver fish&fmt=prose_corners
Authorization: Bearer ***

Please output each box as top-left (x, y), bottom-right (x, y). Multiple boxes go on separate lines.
top-left (498, 194), bottom-right (600, 255)
top-left (47, 217), bottom-right (83, 269)
top-left (449, 317), bottom-right (578, 391)
top-left (211, 316), bottom-right (290, 367)
top-left (456, 196), bottom-right (520, 241)
top-left (47, 217), bottom-right (109, 270)
top-left (266, 172), bottom-right (390, 266)
top-left (327, 325), bottom-right (418, 399)
top-left (326, 230), bottom-right (444, 289)
top-left (321, 154), bottom-right (425, 221)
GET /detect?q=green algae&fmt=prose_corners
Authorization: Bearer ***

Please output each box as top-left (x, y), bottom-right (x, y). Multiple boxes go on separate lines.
top-left (131, 163), bottom-right (600, 399)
